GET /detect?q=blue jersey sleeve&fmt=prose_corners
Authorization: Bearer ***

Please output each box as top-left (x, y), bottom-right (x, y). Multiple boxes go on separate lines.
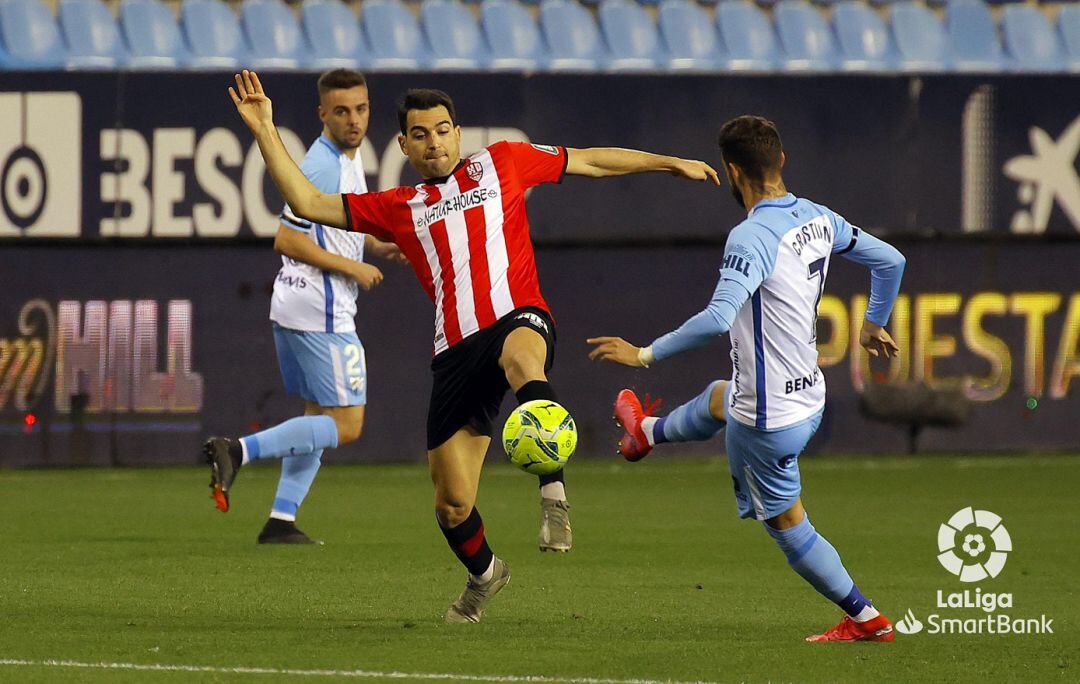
top-left (828, 211), bottom-right (906, 326)
top-left (650, 222), bottom-right (777, 362)
top-left (281, 142), bottom-right (341, 232)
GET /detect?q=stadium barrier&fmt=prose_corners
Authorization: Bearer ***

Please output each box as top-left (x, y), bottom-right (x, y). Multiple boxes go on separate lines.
top-left (0, 71), bottom-right (1078, 243)
top-left (1, 239), bottom-right (1078, 465)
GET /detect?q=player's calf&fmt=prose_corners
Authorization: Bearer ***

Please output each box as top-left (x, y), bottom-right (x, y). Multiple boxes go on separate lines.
top-left (764, 511), bottom-right (889, 642)
top-left (438, 506), bottom-right (513, 623)
top-left (652, 380), bottom-right (726, 445)
top-left (237, 415), bottom-right (339, 462)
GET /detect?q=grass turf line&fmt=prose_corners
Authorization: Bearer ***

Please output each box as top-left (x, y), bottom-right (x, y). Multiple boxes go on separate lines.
top-left (0, 456), bottom-right (1076, 683)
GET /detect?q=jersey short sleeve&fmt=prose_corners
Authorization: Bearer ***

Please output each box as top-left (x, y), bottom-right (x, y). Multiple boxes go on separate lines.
top-left (281, 145), bottom-right (341, 232)
top-left (499, 141), bottom-right (568, 189)
top-left (719, 221), bottom-right (778, 297)
top-left (343, 190), bottom-right (397, 243)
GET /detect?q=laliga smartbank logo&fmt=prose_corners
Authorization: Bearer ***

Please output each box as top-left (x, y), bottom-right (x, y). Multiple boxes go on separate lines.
top-left (937, 506), bottom-right (1011, 582)
top-left (894, 507), bottom-right (1054, 637)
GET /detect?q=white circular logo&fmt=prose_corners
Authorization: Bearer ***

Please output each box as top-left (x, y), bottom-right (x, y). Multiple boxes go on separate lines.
top-left (937, 507), bottom-right (1012, 582)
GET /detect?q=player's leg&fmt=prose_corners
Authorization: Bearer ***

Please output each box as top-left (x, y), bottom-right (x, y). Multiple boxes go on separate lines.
top-left (245, 329), bottom-right (365, 463)
top-left (614, 380), bottom-right (728, 461)
top-left (499, 319), bottom-right (572, 552)
top-left (258, 402), bottom-right (365, 544)
top-left (726, 413), bottom-right (893, 643)
top-left (204, 327), bottom-right (359, 513)
top-left (427, 334), bottom-right (514, 623)
top-left (766, 500), bottom-right (892, 642)
top-left (430, 426), bottom-right (511, 624)
top-left (258, 332), bottom-right (366, 540)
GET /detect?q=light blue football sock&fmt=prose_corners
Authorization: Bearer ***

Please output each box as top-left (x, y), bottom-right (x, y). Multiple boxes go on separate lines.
top-left (240, 415), bottom-right (338, 461)
top-left (270, 449), bottom-right (323, 521)
top-left (765, 516), bottom-right (873, 617)
top-left (654, 380), bottom-right (726, 444)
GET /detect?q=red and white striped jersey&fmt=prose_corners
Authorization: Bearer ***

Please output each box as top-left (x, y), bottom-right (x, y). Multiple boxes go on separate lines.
top-left (342, 141), bottom-right (567, 355)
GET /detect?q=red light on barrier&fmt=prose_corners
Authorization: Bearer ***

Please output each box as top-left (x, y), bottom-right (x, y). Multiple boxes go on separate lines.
top-left (23, 413), bottom-right (37, 427)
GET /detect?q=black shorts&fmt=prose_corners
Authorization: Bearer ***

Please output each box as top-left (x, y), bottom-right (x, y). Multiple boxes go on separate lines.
top-left (427, 307), bottom-right (556, 451)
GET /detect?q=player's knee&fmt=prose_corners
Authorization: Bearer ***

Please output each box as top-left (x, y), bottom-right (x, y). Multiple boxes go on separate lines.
top-left (502, 353), bottom-right (544, 388)
top-left (435, 499), bottom-right (471, 528)
top-left (333, 416), bottom-right (364, 445)
top-left (766, 505), bottom-right (805, 531)
top-left (709, 381), bottom-right (729, 421)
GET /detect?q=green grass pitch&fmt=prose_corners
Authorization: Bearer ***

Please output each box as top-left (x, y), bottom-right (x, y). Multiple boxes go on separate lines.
top-left (1, 454), bottom-right (1077, 683)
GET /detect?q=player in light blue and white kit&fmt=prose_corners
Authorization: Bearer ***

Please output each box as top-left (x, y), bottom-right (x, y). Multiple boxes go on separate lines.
top-left (204, 70), bottom-right (402, 543)
top-left (588, 116), bottom-right (905, 643)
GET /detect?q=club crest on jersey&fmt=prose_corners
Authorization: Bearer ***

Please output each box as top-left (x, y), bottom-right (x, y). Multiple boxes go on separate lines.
top-left (466, 161), bottom-right (484, 182)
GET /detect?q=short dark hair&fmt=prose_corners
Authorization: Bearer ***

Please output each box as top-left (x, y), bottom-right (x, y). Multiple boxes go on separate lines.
top-left (717, 116), bottom-right (783, 184)
top-left (317, 69), bottom-right (367, 98)
top-left (397, 89), bottom-right (457, 134)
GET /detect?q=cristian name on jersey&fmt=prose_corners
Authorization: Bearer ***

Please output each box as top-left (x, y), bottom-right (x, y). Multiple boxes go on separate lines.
top-left (649, 193), bottom-right (903, 431)
top-left (271, 135), bottom-right (369, 334)
top-left (724, 195), bottom-right (896, 431)
top-left (341, 141), bottom-right (568, 355)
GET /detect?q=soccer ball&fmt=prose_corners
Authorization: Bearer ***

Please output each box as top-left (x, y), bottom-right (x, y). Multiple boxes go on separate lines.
top-left (501, 400), bottom-right (577, 475)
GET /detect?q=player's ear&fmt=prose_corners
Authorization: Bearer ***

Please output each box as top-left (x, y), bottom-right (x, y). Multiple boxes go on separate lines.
top-left (779, 151), bottom-right (786, 170)
top-left (317, 104), bottom-right (327, 124)
top-left (725, 161), bottom-right (741, 185)
top-left (397, 134), bottom-right (407, 155)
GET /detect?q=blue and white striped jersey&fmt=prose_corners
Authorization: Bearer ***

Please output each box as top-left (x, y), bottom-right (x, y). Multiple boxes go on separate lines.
top-left (269, 135), bottom-right (369, 333)
top-left (651, 193), bottom-right (905, 431)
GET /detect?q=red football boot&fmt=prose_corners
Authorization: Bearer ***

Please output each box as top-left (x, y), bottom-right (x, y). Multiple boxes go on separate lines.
top-left (613, 389), bottom-right (662, 462)
top-left (805, 614), bottom-right (895, 643)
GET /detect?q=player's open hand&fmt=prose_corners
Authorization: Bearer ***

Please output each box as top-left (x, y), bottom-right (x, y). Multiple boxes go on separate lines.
top-left (350, 262), bottom-right (384, 291)
top-left (587, 336), bottom-right (644, 367)
top-left (228, 70), bottom-right (274, 133)
top-left (859, 320), bottom-right (900, 359)
top-left (671, 159), bottom-right (721, 186)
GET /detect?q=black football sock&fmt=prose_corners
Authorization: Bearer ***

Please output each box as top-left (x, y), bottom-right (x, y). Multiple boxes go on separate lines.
top-left (439, 507), bottom-right (495, 577)
top-left (538, 468), bottom-right (565, 487)
top-left (515, 380), bottom-right (558, 404)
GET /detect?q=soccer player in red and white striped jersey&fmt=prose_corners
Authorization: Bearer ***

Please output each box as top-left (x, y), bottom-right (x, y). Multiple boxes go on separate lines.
top-left (229, 71), bottom-right (720, 622)
top-left (342, 133), bottom-right (560, 356)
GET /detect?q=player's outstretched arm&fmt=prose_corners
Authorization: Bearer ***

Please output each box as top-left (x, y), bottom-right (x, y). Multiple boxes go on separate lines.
top-left (565, 148), bottom-right (720, 184)
top-left (228, 70), bottom-right (348, 229)
top-left (586, 294), bottom-right (735, 368)
top-left (587, 275), bottom-right (748, 368)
